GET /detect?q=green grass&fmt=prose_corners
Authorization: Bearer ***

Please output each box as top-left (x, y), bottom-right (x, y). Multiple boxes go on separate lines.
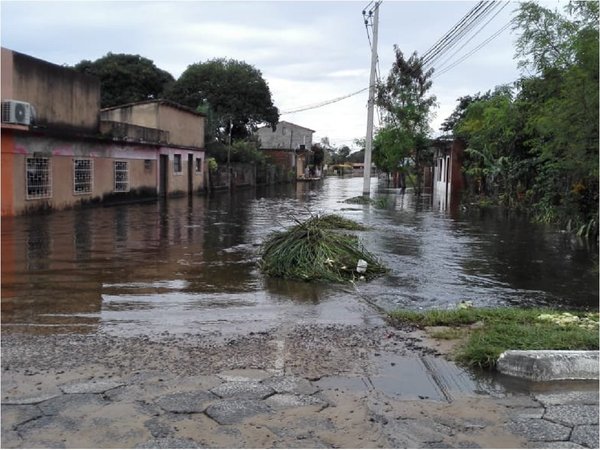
top-left (389, 307), bottom-right (599, 369)
top-left (259, 214), bottom-right (387, 283)
top-left (342, 196), bottom-right (390, 209)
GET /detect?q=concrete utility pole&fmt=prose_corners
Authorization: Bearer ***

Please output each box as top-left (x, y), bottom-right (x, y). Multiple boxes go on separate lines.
top-left (363, 1), bottom-right (380, 197)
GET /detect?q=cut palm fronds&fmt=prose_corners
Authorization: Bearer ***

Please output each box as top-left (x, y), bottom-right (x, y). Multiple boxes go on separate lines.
top-left (259, 215), bottom-right (387, 283)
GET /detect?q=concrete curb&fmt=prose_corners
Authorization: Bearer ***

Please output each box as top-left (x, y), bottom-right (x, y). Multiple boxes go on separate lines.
top-left (497, 350), bottom-right (599, 381)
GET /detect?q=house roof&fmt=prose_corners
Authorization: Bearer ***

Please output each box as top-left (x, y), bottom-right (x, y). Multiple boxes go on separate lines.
top-left (101, 99), bottom-right (206, 117)
top-left (258, 120), bottom-right (315, 133)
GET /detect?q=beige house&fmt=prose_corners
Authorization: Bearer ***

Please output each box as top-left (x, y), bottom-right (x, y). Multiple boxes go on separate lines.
top-left (1, 48), bottom-right (206, 216)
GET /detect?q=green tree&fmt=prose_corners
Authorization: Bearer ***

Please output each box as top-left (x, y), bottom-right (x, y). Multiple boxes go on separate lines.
top-left (74, 53), bottom-right (174, 108)
top-left (376, 47), bottom-right (436, 193)
top-left (167, 58), bottom-right (279, 141)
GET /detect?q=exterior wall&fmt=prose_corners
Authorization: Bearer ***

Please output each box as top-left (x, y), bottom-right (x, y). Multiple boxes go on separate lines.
top-left (2, 48), bottom-right (100, 133)
top-left (100, 101), bottom-right (205, 149)
top-left (433, 139), bottom-right (465, 212)
top-left (0, 131), bottom-right (207, 216)
top-left (263, 149), bottom-right (295, 170)
top-left (158, 147), bottom-right (205, 196)
top-left (257, 121), bottom-right (313, 150)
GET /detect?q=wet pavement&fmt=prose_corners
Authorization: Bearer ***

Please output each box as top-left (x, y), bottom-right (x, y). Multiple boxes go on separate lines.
top-left (1, 177), bottom-right (599, 448)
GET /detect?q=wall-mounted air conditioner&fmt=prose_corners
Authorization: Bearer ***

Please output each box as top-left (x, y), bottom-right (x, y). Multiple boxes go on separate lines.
top-left (1, 100), bottom-right (34, 125)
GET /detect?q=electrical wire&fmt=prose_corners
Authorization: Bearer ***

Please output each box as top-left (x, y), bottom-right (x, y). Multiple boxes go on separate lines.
top-left (280, 87), bottom-right (370, 115)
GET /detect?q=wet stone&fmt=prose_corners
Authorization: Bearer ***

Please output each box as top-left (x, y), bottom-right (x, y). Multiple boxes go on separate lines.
top-left (265, 393), bottom-right (327, 409)
top-left (571, 425), bottom-right (600, 449)
top-left (137, 438), bottom-right (201, 448)
top-left (59, 379), bottom-right (125, 394)
top-left (2, 393), bottom-right (59, 405)
top-left (508, 419), bottom-right (571, 442)
top-left (1, 404), bottom-right (43, 430)
top-left (508, 408), bottom-right (545, 420)
top-left (154, 390), bottom-right (217, 413)
top-left (210, 381), bottom-right (274, 400)
top-left (37, 393), bottom-right (109, 416)
top-left (263, 376), bottom-right (319, 395)
top-left (217, 369), bottom-right (271, 382)
top-left (543, 404), bottom-right (599, 427)
top-left (526, 442), bottom-right (585, 449)
top-left (534, 391), bottom-right (599, 407)
top-left (205, 399), bottom-right (271, 425)
top-left (0, 430), bottom-right (23, 448)
top-left (144, 417), bottom-right (172, 438)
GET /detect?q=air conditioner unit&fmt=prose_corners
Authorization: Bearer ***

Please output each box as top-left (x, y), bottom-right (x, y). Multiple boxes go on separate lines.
top-left (1, 100), bottom-right (34, 125)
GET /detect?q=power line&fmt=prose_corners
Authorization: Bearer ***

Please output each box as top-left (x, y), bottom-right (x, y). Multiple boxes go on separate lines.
top-left (431, 1), bottom-right (509, 72)
top-left (280, 87), bottom-right (370, 115)
top-left (433, 19), bottom-right (513, 78)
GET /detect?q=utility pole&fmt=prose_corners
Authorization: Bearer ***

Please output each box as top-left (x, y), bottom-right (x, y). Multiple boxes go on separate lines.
top-left (363, 1), bottom-right (380, 197)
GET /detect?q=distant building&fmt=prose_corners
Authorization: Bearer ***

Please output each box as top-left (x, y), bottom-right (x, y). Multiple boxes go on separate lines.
top-left (432, 138), bottom-right (465, 212)
top-left (256, 121), bottom-right (315, 179)
top-left (1, 48), bottom-right (206, 216)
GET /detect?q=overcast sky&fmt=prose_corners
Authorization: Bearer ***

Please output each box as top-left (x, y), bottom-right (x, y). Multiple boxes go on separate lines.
top-left (2, 1), bottom-right (542, 149)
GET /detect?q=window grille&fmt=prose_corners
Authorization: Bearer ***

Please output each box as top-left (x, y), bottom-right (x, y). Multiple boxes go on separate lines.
top-left (195, 158), bottom-right (202, 173)
top-left (174, 154), bottom-right (182, 173)
top-left (26, 157), bottom-right (52, 199)
top-left (74, 159), bottom-right (93, 194)
top-left (114, 161), bottom-right (129, 192)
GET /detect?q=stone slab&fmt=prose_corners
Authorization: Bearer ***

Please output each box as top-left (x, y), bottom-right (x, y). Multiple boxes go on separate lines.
top-left (210, 381), bottom-right (274, 400)
top-left (263, 376), bottom-right (319, 395)
top-left (154, 390), bottom-right (217, 413)
top-left (59, 380), bottom-right (125, 394)
top-left (205, 400), bottom-right (271, 425)
top-left (216, 369), bottom-right (271, 382)
top-left (508, 419), bottom-right (571, 442)
top-left (2, 393), bottom-right (59, 405)
top-left (137, 438), bottom-right (201, 448)
top-left (526, 442), bottom-right (585, 449)
top-left (265, 394), bottom-right (327, 409)
top-left (571, 425), bottom-right (600, 449)
top-left (497, 351), bottom-right (599, 381)
top-left (543, 404), bottom-right (599, 427)
top-left (534, 391), bottom-right (600, 407)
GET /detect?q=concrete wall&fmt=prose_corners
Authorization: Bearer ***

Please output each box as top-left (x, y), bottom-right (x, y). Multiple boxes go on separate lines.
top-left (1, 130), bottom-right (205, 216)
top-left (1, 48), bottom-right (100, 133)
top-left (101, 101), bottom-right (204, 148)
top-left (257, 122), bottom-right (313, 150)
top-left (433, 139), bottom-right (465, 212)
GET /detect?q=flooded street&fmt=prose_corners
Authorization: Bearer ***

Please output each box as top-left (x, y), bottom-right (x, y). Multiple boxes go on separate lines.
top-left (2, 176), bottom-right (597, 337)
top-left (2, 176), bottom-right (598, 449)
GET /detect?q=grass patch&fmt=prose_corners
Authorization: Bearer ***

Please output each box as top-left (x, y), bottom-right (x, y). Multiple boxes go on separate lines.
top-left (389, 307), bottom-right (599, 369)
top-left (342, 196), bottom-right (390, 209)
top-left (259, 214), bottom-right (387, 283)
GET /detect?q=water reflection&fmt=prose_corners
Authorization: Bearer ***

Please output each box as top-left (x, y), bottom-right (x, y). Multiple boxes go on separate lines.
top-left (1, 177), bottom-right (597, 337)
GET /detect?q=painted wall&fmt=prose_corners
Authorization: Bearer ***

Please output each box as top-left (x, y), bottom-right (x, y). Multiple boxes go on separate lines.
top-left (257, 121), bottom-right (314, 150)
top-left (1, 48), bottom-right (100, 133)
top-left (101, 101), bottom-right (205, 148)
top-left (1, 131), bottom-right (205, 216)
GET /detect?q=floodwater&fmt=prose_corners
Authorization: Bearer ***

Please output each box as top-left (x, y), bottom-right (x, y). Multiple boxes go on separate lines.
top-left (1, 176), bottom-right (598, 337)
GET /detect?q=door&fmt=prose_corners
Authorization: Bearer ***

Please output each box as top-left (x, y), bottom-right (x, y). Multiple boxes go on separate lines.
top-left (160, 154), bottom-right (168, 197)
top-left (188, 154), bottom-right (194, 194)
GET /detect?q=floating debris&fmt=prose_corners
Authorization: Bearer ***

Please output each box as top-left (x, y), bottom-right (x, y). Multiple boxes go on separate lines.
top-left (259, 215), bottom-right (387, 283)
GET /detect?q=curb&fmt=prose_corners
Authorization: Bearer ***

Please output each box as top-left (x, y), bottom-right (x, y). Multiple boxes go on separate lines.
top-left (497, 350), bottom-right (599, 381)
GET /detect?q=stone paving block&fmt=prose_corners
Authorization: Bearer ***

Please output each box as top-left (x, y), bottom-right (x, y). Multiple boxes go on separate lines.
top-left (526, 442), bottom-right (585, 449)
top-left (205, 399), bottom-right (271, 425)
top-left (59, 379), bottom-right (125, 394)
top-left (508, 408), bottom-right (545, 420)
top-left (265, 393), bottom-right (327, 410)
top-left (571, 424), bottom-right (600, 449)
top-left (1, 404), bottom-right (43, 430)
top-left (534, 391), bottom-right (599, 407)
top-left (154, 390), bottom-right (217, 414)
top-left (544, 404), bottom-right (599, 427)
top-left (210, 381), bottom-right (274, 400)
top-left (37, 393), bottom-right (108, 416)
top-left (494, 395), bottom-right (541, 409)
top-left (137, 438), bottom-right (201, 448)
top-left (1, 392), bottom-right (59, 405)
top-left (263, 376), bottom-right (319, 395)
top-left (508, 419), bottom-right (571, 442)
top-left (0, 430), bottom-right (23, 449)
top-left (216, 369), bottom-right (271, 382)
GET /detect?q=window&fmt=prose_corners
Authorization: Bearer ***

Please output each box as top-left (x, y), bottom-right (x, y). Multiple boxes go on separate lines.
top-left (173, 154), bottom-right (182, 173)
top-left (282, 127), bottom-right (287, 135)
top-left (26, 157), bottom-right (52, 199)
top-left (114, 161), bottom-right (129, 192)
top-left (144, 159), bottom-right (153, 172)
top-left (195, 157), bottom-right (202, 173)
top-left (73, 159), bottom-right (93, 194)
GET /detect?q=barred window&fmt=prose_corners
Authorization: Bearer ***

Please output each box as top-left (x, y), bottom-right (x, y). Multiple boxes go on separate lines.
top-left (173, 154), bottom-right (182, 173)
top-left (144, 159), bottom-right (153, 172)
top-left (114, 161), bottom-right (129, 192)
top-left (74, 159), bottom-right (93, 194)
top-left (26, 157), bottom-right (52, 200)
top-left (195, 157), bottom-right (202, 173)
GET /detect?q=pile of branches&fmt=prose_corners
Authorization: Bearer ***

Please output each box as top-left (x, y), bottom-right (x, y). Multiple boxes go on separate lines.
top-left (259, 214), bottom-right (387, 283)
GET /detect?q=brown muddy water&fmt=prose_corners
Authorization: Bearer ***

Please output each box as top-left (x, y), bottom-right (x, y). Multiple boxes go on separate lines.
top-left (2, 177), bottom-right (598, 338)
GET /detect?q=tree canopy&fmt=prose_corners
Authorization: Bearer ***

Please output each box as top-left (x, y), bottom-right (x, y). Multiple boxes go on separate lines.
top-left (167, 58), bottom-right (279, 141)
top-left (447, 1), bottom-right (598, 236)
top-left (74, 53), bottom-right (174, 108)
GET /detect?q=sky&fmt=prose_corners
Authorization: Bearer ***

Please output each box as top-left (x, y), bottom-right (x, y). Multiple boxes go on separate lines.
top-left (1, 0), bottom-right (536, 150)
